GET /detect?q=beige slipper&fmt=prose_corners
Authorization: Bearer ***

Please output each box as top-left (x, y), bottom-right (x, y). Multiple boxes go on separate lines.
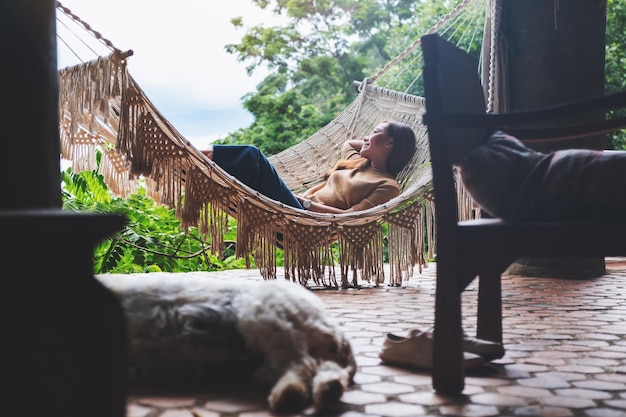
top-left (379, 329), bottom-right (485, 370)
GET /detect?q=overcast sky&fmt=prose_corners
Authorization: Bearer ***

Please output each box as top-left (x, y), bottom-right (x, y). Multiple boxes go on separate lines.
top-left (56, 0), bottom-right (283, 149)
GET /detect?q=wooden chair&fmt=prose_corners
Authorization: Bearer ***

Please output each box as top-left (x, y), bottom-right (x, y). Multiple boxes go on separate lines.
top-left (420, 33), bottom-right (626, 395)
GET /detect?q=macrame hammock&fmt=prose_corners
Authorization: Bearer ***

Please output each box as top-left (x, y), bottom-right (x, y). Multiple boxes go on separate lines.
top-left (57, 0), bottom-right (497, 287)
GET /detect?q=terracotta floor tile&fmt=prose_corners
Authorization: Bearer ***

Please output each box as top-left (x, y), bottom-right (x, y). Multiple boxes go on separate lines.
top-left (539, 395), bottom-right (597, 409)
top-left (356, 355), bottom-right (385, 367)
top-left (534, 371), bottom-right (587, 382)
top-left (201, 397), bottom-right (265, 413)
top-left (516, 376), bottom-right (571, 389)
top-left (553, 344), bottom-right (595, 353)
top-left (572, 379), bottom-right (626, 391)
top-left (364, 401), bottom-right (426, 416)
top-left (359, 381), bottom-right (416, 395)
top-left (463, 376), bottom-right (511, 388)
top-left (553, 388), bottom-right (613, 400)
top-left (511, 405), bottom-right (574, 417)
top-left (588, 350), bottom-right (626, 359)
top-left (497, 384), bottom-right (553, 398)
top-left (534, 351), bottom-right (580, 360)
top-left (598, 374), bottom-right (626, 384)
top-left (570, 357), bottom-right (621, 367)
top-left (396, 391), bottom-right (456, 406)
top-left (352, 372), bottom-right (383, 384)
top-left (126, 404), bottom-right (154, 417)
top-left (604, 399), bottom-right (626, 409)
top-left (188, 410), bottom-right (220, 417)
top-left (579, 333), bottom-right (621, 341)
top-left (116, 262), bottom-right (626, 417)
top-left (468, 392), bottom-right (528, 407)
top-left (503, 363), bottom-right (549, 373)
top-left (392, 373), bottom-right (433, 387)
top-left (438, 403), bottom-right (500, 417)
top-left (341, 390), bottom-right (387, 405)
top-left (135, 397), bottom-right (197, 408)
top-left (159, 411), bottom-right (197, 417)
top-left (361, 364), bottom-right (416, 377)
top-left (237, 412), bottom-right (274, 417)
top-left (555, 364), bottom-right (605, 373)
top-left (523, 357), bottom-right (568, 366)
top-left (586, 409), bottom-right (626, 417)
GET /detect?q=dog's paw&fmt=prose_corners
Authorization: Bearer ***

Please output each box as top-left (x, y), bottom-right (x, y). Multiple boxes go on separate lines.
top-left (313, 377), bottom-right (344, 410)
top-left (268, 376), bottom-right (309, 414)
top-left (311, 362), bottom-right (351, 411)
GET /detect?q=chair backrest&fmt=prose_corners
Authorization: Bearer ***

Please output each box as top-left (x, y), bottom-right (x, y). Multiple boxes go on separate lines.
top-left (421, 34), bottom-right (489, 227)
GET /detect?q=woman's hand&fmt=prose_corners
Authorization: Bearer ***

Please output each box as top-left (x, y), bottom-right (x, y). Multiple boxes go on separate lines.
top-left (296, 196), bottom-right (354, 214)
top-left (348, 139), bottom-right (364, 152)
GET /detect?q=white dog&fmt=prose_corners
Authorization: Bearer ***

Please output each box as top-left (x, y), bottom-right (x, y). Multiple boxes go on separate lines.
top-left (96, 274), bottom-right (356, 414)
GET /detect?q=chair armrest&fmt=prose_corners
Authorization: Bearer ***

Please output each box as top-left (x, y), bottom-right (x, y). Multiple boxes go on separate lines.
top-left (424, 90), bottom-right (626, 127)
top-left (506, 116), bottom-right (626, 142)
top-left (423, 90), bottom-right (626, 142)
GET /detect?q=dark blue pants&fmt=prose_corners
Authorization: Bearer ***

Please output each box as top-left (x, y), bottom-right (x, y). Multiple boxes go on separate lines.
top-left (212, 145), bottom-right (304, 209)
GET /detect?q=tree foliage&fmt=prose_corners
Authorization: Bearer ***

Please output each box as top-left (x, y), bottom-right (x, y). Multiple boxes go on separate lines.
top-left (219, 0), bottom-right (468, 154)
top-left (606, 0), bottom-right (626, 149)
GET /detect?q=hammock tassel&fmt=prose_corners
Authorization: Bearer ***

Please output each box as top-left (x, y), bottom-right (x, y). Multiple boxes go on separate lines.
top-left (283, 222), bottom-right (338, 287)
top-left (386, 203), bottom-right (425, 285)
top-left (337, 223), bottom-right (385, 288)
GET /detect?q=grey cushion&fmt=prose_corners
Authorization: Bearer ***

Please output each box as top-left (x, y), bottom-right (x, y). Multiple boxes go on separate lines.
top-left (459, 131), bottom-right (626, 221)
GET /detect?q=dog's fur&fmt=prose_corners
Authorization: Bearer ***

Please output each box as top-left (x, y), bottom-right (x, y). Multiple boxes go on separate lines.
top-left (96, 275), bottom-right (356, 413)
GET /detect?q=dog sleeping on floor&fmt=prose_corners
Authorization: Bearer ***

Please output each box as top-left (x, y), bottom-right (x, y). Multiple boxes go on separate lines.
top-left (96, 274), bottom-right (356, 414)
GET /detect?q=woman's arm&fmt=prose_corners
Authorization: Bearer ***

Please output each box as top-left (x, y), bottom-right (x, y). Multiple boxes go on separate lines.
top-left (296, 196), bottom-right (354, 214)
top-left (347, 139), bottom-right (364, 151)
top-left (297, 180), bottom-right (400, 214)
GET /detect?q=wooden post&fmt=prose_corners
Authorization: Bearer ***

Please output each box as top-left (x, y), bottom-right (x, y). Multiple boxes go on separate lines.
top-left (503, 0), bottom-right (607, 152)
top-left (0, 1), bottom-right (128, 416)
top-left (501, 0), bottom-right (607, 278)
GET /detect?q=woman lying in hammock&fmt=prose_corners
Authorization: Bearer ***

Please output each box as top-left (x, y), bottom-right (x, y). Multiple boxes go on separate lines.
top-left (201, 121), bottom-right (417, 214)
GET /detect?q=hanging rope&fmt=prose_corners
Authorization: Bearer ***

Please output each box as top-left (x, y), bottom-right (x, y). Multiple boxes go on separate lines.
top-left (367, 0), bottom-right (477, 86)
top-left (57, 2), bottom-right (121, 55)
top-left (348, 0), bottom-right (488, 142)
top-left (486, 0), bottom-right (502, 112)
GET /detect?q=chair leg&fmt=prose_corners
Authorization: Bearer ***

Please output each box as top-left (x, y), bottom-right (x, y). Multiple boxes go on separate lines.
top-left (432, 263), bottom-right (464, 395)
top-left (476, 257), bottom-right (512, 343)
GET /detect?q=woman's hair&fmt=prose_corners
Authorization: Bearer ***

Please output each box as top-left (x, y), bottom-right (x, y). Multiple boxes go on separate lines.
top-left (385, 121), bottom-right (417, 177)
top-left (324, 121), bottom-right (417, 179)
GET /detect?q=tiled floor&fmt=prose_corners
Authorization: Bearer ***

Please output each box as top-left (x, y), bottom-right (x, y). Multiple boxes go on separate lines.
top-left (118, 258), bottom-right (626, 417)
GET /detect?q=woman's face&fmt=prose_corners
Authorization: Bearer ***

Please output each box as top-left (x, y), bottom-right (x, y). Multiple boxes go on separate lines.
top-left (360, 122), bottom-right (392, 160)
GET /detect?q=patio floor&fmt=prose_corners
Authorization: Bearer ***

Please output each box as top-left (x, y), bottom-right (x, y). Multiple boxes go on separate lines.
top-left (116, 258), bottom-right (626, 417)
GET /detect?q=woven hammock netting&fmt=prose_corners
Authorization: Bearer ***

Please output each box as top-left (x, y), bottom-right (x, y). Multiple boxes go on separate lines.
top-left (57, 0), bottom-right (496, 288)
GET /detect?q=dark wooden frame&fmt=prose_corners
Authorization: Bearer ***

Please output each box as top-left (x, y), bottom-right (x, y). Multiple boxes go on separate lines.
top-left (421, 33), bottom-right (626, 395)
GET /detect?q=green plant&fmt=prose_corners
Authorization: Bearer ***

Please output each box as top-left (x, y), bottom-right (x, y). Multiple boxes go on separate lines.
top-left (61, 152), bottom-right (251, 273)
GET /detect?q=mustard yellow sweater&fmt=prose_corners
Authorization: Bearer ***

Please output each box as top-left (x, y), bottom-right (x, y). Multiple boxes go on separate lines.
top-left (301, 142), bottom-right (400, 211)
